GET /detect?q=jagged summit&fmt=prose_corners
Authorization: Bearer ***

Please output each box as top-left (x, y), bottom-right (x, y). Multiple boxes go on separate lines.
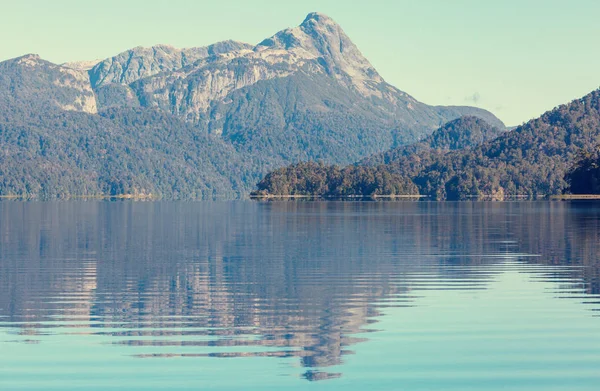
top-left (302, 12), bottom-right (333, 24)
top-left (300, 12), bottom-right (346, 34)
top-left (17, 53), bottom-right (41, 60)
top-left (258, 13), bottom-right (353, 52)
top-left (258, 12), bottom-right (348, 52)
top-left (89, 40), bottom-right (253, 88)
top-left (256, 12), bottom-right (382, 92)
top-left (9, 54), bottom-right (44, 67)
top-left (300, 12), bottom-right (341, 31)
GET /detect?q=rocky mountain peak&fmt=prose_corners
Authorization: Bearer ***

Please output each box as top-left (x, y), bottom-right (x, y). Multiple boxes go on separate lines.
top-left (88, 12), bottom-right (499, 127)
top-left (19, 53), bottom-right (41, 60)
top-left (13, 54), bottom-right (43, 67)
top-left (302, 12), bottom-right (334, 24)
top-left (258, 13), bottom-right (356, 56)
top-left (0, 54), bottom-right (97, 114)
top-left (257, 13), bottom-right (382, 91)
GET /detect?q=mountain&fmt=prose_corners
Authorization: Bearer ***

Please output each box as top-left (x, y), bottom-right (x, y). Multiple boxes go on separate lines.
top-left (0, 54), bottom-right (97, 114)
top-left (84, 13), bottom-right (504, 162)
top-left (254, 89), bottom-right (600, 200)
top-left (361, 116), bottom-right (506, 166)
top-left (409, 89), bottom-right (600, 200)
top-left (114, 13), bottom-right (502, 166)
top-left (0, 12), bottom-right (504, 199)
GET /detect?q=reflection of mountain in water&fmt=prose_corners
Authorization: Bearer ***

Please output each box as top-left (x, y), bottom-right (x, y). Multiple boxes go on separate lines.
top-left (0, 201), bottom-right (599, 379)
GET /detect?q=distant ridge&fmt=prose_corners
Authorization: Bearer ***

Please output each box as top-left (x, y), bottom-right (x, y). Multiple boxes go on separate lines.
top-left (361, 116), bottom-right (506, 166)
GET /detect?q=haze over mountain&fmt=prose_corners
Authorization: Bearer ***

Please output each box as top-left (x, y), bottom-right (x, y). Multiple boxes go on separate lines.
top-left (0, 12), bottom-right (503, 199)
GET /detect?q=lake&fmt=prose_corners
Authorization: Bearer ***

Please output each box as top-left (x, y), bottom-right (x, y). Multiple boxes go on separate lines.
top-left (1, 201), bottom-right (600, 390)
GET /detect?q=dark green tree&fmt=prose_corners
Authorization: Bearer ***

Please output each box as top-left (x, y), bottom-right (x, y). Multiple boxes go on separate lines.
top-left (566, 149), bottom-right (600, 194)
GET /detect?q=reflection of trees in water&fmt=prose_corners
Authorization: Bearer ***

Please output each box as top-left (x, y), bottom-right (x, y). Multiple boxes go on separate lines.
top-left (532, 201), bottom-right (600, 294)
top-left (1, 201), bottom-right (600, 379)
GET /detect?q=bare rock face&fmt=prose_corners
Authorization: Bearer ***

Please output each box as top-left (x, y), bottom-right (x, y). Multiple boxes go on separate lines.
top-left (89, 41), bottom-right (253, 89)
top-left (54, 66), bottom-right (98, 113)
top-left (0, 54), bottom-right (97, 114)
top-left (257, 12), bottom-right (384, 93)
top-left (62, 59), bottom-right (101, 71)
top-left (130, 47), bottom-right (322, 123)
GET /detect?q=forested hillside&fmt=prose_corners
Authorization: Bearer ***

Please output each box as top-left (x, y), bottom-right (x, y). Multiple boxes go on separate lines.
top-left (361, 116), bottom-right (505, 166)
top-left (0, 103), bottom-right (256, 198)
top-left (409, 90), bottom-right (600, 199)
top-left (254, 90), bottom-right (600, 200)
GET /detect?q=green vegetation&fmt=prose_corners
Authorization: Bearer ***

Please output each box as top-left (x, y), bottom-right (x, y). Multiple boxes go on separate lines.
top-left (255, 90), bottom-right (600, 200)
top-left (362, 116), bottom-right (506, 166)
top-left (205, 72), bottom-right (503, 166)
top-left (252, 162), bottom-right (418, 198)
top-left (0, 103), bottom-right (257, 199)
top-left (0, 54), bottom-right (503, 199)
top-left (409, 90), bottom-right (600, 199)
top-left (566, 149), bottom-right (600, 194)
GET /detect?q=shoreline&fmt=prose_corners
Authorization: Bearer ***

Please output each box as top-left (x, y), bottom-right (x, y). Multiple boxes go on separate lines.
top-left (0, 194), bottom-right (155, 201)
top-left (250, 194), bottom-right (427, 200)
top-left (551, 195), bottom-right (600, 200)
top-left (2, 194), bottom-right (600, 201)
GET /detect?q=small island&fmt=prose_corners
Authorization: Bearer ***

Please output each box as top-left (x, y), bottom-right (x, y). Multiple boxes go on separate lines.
top-left (250, 162), bottom-right (420, 199)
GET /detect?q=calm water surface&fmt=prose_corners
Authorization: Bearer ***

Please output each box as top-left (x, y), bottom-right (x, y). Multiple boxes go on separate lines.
top-left (1, 201), bottom-right (600, 390)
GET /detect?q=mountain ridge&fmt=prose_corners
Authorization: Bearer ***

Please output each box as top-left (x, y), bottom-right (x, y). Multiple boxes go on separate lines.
top-left (361, 116), bottom-right (507, 166)
top-left (0, 12), bottom-right (505, 199)
top-left (89, 40), bottom-right (254, 89)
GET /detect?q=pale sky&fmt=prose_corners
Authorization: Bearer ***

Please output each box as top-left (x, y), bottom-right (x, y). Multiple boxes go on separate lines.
top-left (1, 0), bottom-right (599, 125)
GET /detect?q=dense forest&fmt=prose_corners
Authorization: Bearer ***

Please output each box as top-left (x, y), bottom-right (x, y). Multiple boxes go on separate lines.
top-left (361, 116), bottom-right (506, 166)
top-left (255, 89), bottom-right (600, 200)
top-left (0, 103), bottom-right (259, 199)
top-left (409, 90), bottom-right (600, 199)
top-left (252, 162), bottom-right (418, 197)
